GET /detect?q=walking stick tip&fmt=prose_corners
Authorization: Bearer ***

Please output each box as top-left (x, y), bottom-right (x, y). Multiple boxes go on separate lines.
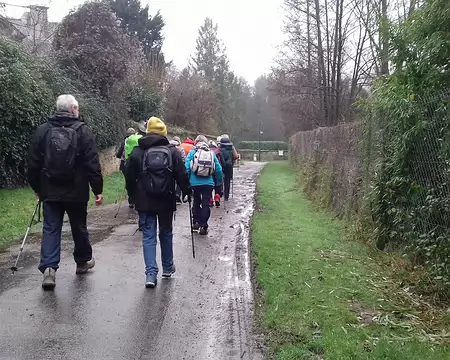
top-left (10, 266), bottom-right (18, 274)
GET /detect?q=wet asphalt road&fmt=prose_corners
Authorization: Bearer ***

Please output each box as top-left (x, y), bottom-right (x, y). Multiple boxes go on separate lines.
top-left (0, 163), bottom-right (265, 360)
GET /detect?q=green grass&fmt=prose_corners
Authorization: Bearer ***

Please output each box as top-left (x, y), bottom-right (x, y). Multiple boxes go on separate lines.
top-left (0, 172), bottom-right (124, 251)
top-left (253, 162), bottom-right (450, 360)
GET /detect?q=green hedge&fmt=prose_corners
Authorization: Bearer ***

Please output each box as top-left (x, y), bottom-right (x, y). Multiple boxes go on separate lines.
top-left (0, 40), bottom-right (53, 188)
top-left (0, 40), bottom-right (124, 188)
top-left (238, 140), bottom-right (288, 151)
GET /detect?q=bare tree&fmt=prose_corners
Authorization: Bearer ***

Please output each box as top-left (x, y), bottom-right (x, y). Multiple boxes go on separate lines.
top-left (271, 0), bottom-right (421, 136)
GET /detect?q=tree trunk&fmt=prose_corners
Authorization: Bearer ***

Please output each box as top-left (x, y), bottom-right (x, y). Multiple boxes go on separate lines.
top-left (314, 0), bottom-right (328, 125)
top-left (408, 0), bottom-right (417, 19)
top-left (325, 0), bottom-right (332, 125)
top-left (335, 0), bottom-right (344, 124)
top-left (380, 0), bottom-right (389, 75)
top-left (307, 0), bottom-right (312, 83)
top-left (331, 0), bottom-right (339, 126)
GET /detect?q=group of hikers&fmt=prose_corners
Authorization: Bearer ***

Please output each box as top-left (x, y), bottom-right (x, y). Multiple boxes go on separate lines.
top-left (27, 94), bottom-right (238, 290)
top-left (117, 123), bottom-right (238, 209)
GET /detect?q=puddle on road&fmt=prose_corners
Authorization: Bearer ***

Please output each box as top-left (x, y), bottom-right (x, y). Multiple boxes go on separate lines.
top-left (205, 164), bottom-right (265, 360)
top-left (218, 256), bottom-right (233, 262)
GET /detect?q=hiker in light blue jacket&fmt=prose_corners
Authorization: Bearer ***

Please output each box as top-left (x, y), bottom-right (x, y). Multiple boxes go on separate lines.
top-left (186, 135), bottom-right (223, 235)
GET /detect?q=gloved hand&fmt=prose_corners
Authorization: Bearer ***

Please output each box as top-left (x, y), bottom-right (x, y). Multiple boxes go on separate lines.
top-left (182, 194), bottom-right (192, 203)
top-left (182, 188), bottom-right (192, 203)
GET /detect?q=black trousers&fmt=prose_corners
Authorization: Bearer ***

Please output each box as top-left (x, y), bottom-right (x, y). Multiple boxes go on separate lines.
top-left (192, 185), bottom-right (213, 227)
top-left (121, 168), bottom-right (134, 205)
top-left (212, 184), bottom-right (223, 198)
top-left (39, 201), bottom-right (92, 273)
top-left (223, 165), bottom-right (234, 200)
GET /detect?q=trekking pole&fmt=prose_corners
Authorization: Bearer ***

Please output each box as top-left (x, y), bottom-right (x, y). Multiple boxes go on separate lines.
top-left (11, 200), bottom-right (41, 274)
top-left (114, 185), bottom-right (127, 218)
top-left (188, 198), bottom-right (196, 259)
top-left (231, 177), bottom-right (234, 198)
top-left (37, 200), bottom-right (42, 223)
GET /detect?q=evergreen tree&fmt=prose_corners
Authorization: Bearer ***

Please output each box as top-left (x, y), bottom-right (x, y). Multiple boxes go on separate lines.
top-left (108, 0), bottom-right (165, 67)
top-left (54, 2), bottom-right (142, 98)
top-left (191, 18), bottom-right (228, 84)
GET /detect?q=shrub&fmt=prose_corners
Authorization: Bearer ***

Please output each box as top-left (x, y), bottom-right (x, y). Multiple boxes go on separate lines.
top-left (0, 40), bottom-right (53, 188)
top-left (364, 0), bottom-right (450, 296)
top-left (0, 40), bottom-right (126, 188)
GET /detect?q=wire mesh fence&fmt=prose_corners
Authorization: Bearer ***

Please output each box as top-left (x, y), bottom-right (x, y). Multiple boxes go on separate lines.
top-left (290, 88), bottom-right (450, 290)
top-left (364, 88), bottom-right (450, 287)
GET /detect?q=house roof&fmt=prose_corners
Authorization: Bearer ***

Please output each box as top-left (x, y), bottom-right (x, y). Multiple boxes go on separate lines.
top-left (0, 16), bottom-right (26, 41)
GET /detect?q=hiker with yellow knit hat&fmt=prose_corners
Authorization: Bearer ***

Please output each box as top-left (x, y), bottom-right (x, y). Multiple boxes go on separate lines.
top-left (126, 117), bottom-right (192, 288)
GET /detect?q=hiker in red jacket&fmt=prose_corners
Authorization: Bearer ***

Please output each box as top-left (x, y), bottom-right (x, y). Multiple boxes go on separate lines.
top-left (180, 137), bottom-right (195, 158)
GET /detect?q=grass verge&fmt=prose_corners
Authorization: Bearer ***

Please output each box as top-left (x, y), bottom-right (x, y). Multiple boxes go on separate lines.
top-left (252, 162), bottom-right (450, 359)
top-left (0, 172), bottom-right (125, 251)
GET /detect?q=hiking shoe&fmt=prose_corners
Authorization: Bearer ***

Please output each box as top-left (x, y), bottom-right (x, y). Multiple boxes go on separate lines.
top-left (192, 222), bottom-right (200, 231)
top-left (76, 257), bottom-right (95, 274)
top-left (129, 204), bottom-right (135, 209)
top-left (162, 265), bottom-right (176, 278)
top-left (199, 226), bottom-right (208, 235)
top-left (42, 268), bottom-right (56, 290)
top-left (145, 274), bottom-right (157, 288)
top-left (214, 194), bottom-right (221, 207)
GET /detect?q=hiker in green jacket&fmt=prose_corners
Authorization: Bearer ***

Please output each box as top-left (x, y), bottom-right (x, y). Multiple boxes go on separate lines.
top-left (124, 121), bottom-right (147, 207)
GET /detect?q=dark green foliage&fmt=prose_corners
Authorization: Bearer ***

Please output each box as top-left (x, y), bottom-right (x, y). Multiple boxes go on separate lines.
top-left (108, 0), bottom-right (165, 65)
top-left (54, 1), bottom-right (140, 98)
top-left (238, 141), bottom-right (288, 151)
top-left (366, 0), bottom-right (450, 295)
top-left (0, 40), bottom-right (53, 188)
top-left (0, 39), bottom-right (125, 188)
top-left (125, 73), bottom-right (164, 122)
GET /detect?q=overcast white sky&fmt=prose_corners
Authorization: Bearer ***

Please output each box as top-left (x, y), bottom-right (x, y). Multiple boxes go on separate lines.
top-left (5, 0), bottom-right (285, 84)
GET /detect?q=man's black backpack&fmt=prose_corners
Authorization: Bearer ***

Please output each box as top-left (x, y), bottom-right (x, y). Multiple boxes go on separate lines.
top-left (220, 143), bottom-right (234, 167)
top-left (141, 145), bottom-right (174, 197)
top-left (43, 122), bottom-right (84, 182)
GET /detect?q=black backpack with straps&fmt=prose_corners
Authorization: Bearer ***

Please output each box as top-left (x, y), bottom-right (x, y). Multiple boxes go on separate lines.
top-left (43, 121), bottom-right (85, 182)
top-left (220, 143), bottom-right (234, 166)
top-left (141, 145), bottom-right (174, 197)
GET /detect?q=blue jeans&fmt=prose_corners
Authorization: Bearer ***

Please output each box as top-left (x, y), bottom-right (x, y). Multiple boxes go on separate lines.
top-left (139, 211), bottom-right (174, 276)
top-left (192, 185), bottom-right (213, 227)
top-left (39, 201), bottom-right (92, 273)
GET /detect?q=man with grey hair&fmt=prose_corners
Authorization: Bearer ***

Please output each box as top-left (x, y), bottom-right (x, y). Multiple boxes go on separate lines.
top-left (185, 135), bottom-right (223, 235)
top-left (28, 94), bottom-right (104, 289)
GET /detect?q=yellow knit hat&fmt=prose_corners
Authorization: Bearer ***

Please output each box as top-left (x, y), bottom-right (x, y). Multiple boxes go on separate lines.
top-left (146, 116), bottom-right (167, 136)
